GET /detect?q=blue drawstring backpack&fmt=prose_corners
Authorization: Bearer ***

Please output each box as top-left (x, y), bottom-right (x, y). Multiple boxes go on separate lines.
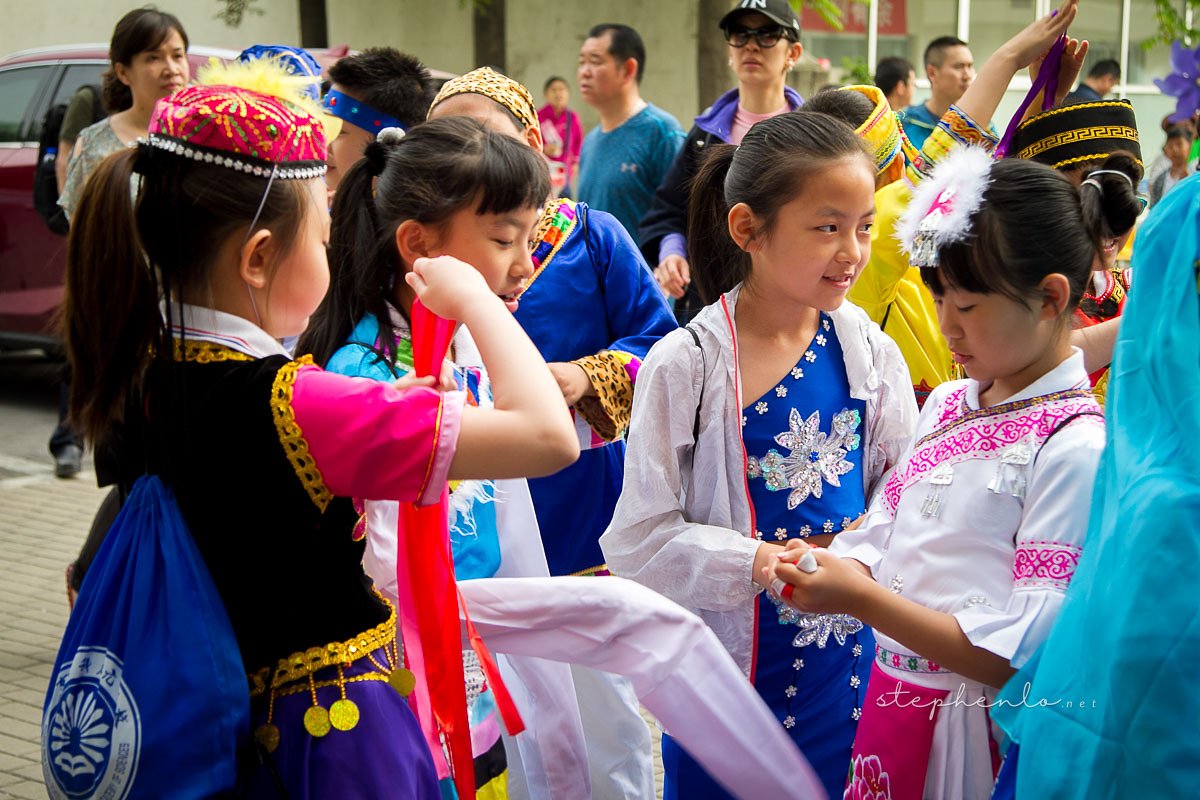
top-left (42, 475), bottom-right (249, 799)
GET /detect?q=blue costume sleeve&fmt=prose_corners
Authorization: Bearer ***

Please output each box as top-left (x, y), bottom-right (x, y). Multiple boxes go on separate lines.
top-left (570, 207), bottom-right (678, 440)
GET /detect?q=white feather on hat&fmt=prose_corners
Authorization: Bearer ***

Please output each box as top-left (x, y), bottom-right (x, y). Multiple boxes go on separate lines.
top-left (895, 145), bottom-right (994, 268)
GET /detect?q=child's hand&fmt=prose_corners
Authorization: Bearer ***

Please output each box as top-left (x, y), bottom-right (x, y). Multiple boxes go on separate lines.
top-left (1000, 0), bottom-right (1077, 71)
top-left (405, 256), bottom-right (495, 321)
top-left (547, 362), bottom-right (594, 405)
top-left (765, 542), bottom-right (873, 616)
top-left (393, 360), bottom-right (457, 393)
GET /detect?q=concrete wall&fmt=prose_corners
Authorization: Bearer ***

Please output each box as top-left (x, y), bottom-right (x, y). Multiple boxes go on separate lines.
top-left (2, 0), bottom-right (302, 56)
top-left (326, 0), bottom-right (475, 76)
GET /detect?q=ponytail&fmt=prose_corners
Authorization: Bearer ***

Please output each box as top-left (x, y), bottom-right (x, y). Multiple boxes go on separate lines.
top-left (300, 143), bottom-right (401, 366)
top-left (61, 147), bottom-right (164, 447)
top-left (1078, 151), bottom-right (1144, 247)
top-left (687, 144), bottom-right (747, 304)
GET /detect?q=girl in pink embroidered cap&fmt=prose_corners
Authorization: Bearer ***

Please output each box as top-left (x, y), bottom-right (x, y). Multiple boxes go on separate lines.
top-left (57, 71), bottom-right (577, 798)
top-left (768, 148), bottom-right (1117, 800)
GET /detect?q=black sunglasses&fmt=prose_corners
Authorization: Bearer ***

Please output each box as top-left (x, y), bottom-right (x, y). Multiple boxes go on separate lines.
top-left (725, 25), bottom-right (790, 48)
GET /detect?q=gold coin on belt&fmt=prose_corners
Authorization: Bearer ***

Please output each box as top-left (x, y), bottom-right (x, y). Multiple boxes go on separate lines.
top-left (389, 668), bottom-right (416, 697)
top-left (303, 705), bottom-right (332, 737)
top-left (329, 698), bottom-right (360, 731)
top-left (254, 723), bottom-right (281, 753)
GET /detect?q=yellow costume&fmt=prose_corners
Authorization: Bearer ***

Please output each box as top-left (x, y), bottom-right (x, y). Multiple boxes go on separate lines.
top-left (849, 181), bottom-right (953, 407)
top-left (838, 89), bottom-right (999, 406)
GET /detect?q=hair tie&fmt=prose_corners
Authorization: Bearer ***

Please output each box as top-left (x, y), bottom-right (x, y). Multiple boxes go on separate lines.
top-left (1084, 169), bottom-right (1134, 188)
top-left (377, 127), bottom-right (406, 145)
top-left (363, 140), bottom-right (390, 177)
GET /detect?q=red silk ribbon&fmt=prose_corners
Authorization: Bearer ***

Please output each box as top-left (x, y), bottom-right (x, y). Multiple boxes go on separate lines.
top-left (396, 300), bottom-right (525, 800)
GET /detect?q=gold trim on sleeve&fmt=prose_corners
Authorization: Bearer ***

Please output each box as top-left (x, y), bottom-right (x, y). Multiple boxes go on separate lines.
top-left (271, 356), bottom-right (333, 512)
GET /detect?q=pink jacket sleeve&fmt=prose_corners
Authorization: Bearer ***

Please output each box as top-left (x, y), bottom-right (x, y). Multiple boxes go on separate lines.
top-left (289, 364), bottom-right (465, 506)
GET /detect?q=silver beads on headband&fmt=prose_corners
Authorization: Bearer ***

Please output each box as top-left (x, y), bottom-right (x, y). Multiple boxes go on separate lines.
top-left (141, 135), bottom-right (327, 180)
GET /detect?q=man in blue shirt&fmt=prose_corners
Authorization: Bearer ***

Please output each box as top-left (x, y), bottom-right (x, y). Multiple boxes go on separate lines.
top-left (1065, 58), bottom-right (1120, 104)
top-left (577, 23), bottom-right (685, 244)
top-left (902, 36), bottom-right (977, 151)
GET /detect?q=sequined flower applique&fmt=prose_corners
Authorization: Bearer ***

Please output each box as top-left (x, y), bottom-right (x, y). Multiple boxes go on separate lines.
top-left (746, 408), bottom-right (862, 508)
top-left (792, 613), bottom-right (865, 648)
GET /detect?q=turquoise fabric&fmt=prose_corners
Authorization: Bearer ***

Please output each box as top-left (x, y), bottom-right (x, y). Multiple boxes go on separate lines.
top-left (991, 174), bottom-right (1200, 798)
top-left (326, 313), bottom-right (502, 581)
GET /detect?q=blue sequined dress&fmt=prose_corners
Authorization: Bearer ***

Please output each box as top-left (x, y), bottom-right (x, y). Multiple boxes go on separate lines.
top-left (661, 312), bottom-right (874, 800)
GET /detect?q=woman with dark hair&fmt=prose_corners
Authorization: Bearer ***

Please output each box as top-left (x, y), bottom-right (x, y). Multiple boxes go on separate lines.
top-left (639, 0), bottom-right (804, 322)
top-left (61, 7), bottom-right (189, 607)
top-left (58, 6), bottom-right (189, 220)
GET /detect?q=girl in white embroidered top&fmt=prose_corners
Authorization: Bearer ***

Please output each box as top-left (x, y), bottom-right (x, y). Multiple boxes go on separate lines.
top-left (601, 112), bottom-right (918, 800)
top-left (768, 149), bottom-right (1117, 800)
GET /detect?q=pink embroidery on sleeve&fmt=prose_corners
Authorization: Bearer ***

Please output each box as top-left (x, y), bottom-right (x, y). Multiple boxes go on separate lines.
top-left (1012, 541), bottom-right (1082, 591)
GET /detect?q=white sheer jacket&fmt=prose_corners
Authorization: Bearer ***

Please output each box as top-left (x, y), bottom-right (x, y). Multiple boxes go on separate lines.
top-left (600, 284), bottom-right (918, 674)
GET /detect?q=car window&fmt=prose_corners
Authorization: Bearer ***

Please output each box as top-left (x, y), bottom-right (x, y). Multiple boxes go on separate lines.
top-left (31, 63), bottom-right (109, 141)
top-left (0, 65), bottom-right (53, 143)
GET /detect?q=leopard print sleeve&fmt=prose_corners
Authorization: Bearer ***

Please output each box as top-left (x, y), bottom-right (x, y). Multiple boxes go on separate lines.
top-left (571, 350), bottom-right (639, 441)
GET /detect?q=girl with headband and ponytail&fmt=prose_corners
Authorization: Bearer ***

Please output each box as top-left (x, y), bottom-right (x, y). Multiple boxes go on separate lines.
top-left (299, 116), bottom-right (590, 799)
top-left (767, 149), bottom-right (1120, 799)
top-left (59, 64), bottom-right (578, 798)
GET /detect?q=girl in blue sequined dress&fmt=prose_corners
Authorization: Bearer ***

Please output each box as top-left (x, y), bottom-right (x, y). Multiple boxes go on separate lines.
top-left (601, 112), bottom-right (918, 798)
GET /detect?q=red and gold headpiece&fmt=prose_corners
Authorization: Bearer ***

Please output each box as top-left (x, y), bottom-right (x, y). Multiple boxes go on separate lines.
top-left (147, 80), bottom-right (327, 180)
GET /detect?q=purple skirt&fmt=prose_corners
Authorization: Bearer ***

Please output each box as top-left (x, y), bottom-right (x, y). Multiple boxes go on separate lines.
top-left (242, 645), bottom-right (440, 800)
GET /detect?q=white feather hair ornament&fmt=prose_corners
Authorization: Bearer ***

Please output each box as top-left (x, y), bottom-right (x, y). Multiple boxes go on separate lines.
top-left (895, 145), bottom-right (994, 268)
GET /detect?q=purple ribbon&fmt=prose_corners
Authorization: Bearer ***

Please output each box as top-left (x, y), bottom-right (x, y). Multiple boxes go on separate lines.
top-left (995, 34), bottom-right (1068, 159)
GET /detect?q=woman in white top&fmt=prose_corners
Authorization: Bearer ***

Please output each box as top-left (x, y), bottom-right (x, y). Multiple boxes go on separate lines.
top-left (59, 7), bottom-right (189, 220)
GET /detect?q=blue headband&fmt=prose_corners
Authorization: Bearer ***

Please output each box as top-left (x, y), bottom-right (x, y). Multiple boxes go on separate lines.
top-left (321, 89), bottom-right (405, 136)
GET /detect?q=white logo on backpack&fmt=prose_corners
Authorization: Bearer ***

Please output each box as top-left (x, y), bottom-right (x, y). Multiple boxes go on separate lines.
top-left (43, 646), bottom-right (141, 800)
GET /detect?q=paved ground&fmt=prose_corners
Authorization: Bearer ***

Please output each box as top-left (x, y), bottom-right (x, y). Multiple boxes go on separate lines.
top-left (0, 473), bottom-right (105, 799)
top-left (0, 352), bottom-right (665, 799)
top-left (0, 351), bottom-right (103, 798)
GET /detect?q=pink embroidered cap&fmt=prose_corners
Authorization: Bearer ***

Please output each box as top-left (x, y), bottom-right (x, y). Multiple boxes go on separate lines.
top-left (147, 84), bottom-right (327, 180)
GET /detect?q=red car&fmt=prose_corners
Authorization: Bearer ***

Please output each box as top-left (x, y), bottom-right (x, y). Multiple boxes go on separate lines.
top-left (0, 44), bottom-right (237, 352)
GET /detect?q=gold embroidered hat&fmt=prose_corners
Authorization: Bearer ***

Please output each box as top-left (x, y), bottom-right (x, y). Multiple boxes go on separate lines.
top-left (430, 66), bottom-right (539, 132)
top-left (1009, 99), bottom-right (1142, 170)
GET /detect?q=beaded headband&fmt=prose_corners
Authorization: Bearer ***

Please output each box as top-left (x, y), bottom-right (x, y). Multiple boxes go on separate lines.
top-left (322, 89), bottom-right (406, 136)
top-left (143, 134), bottom-right (325, 179)
top-left (896, 145), bottom-right (993, 268)
top-left (150, 80), bottom-right (327, 179)
top-left (839, 85), bottom-right (918, 175)
top-left (430, 66), bottom-right (539, 132)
